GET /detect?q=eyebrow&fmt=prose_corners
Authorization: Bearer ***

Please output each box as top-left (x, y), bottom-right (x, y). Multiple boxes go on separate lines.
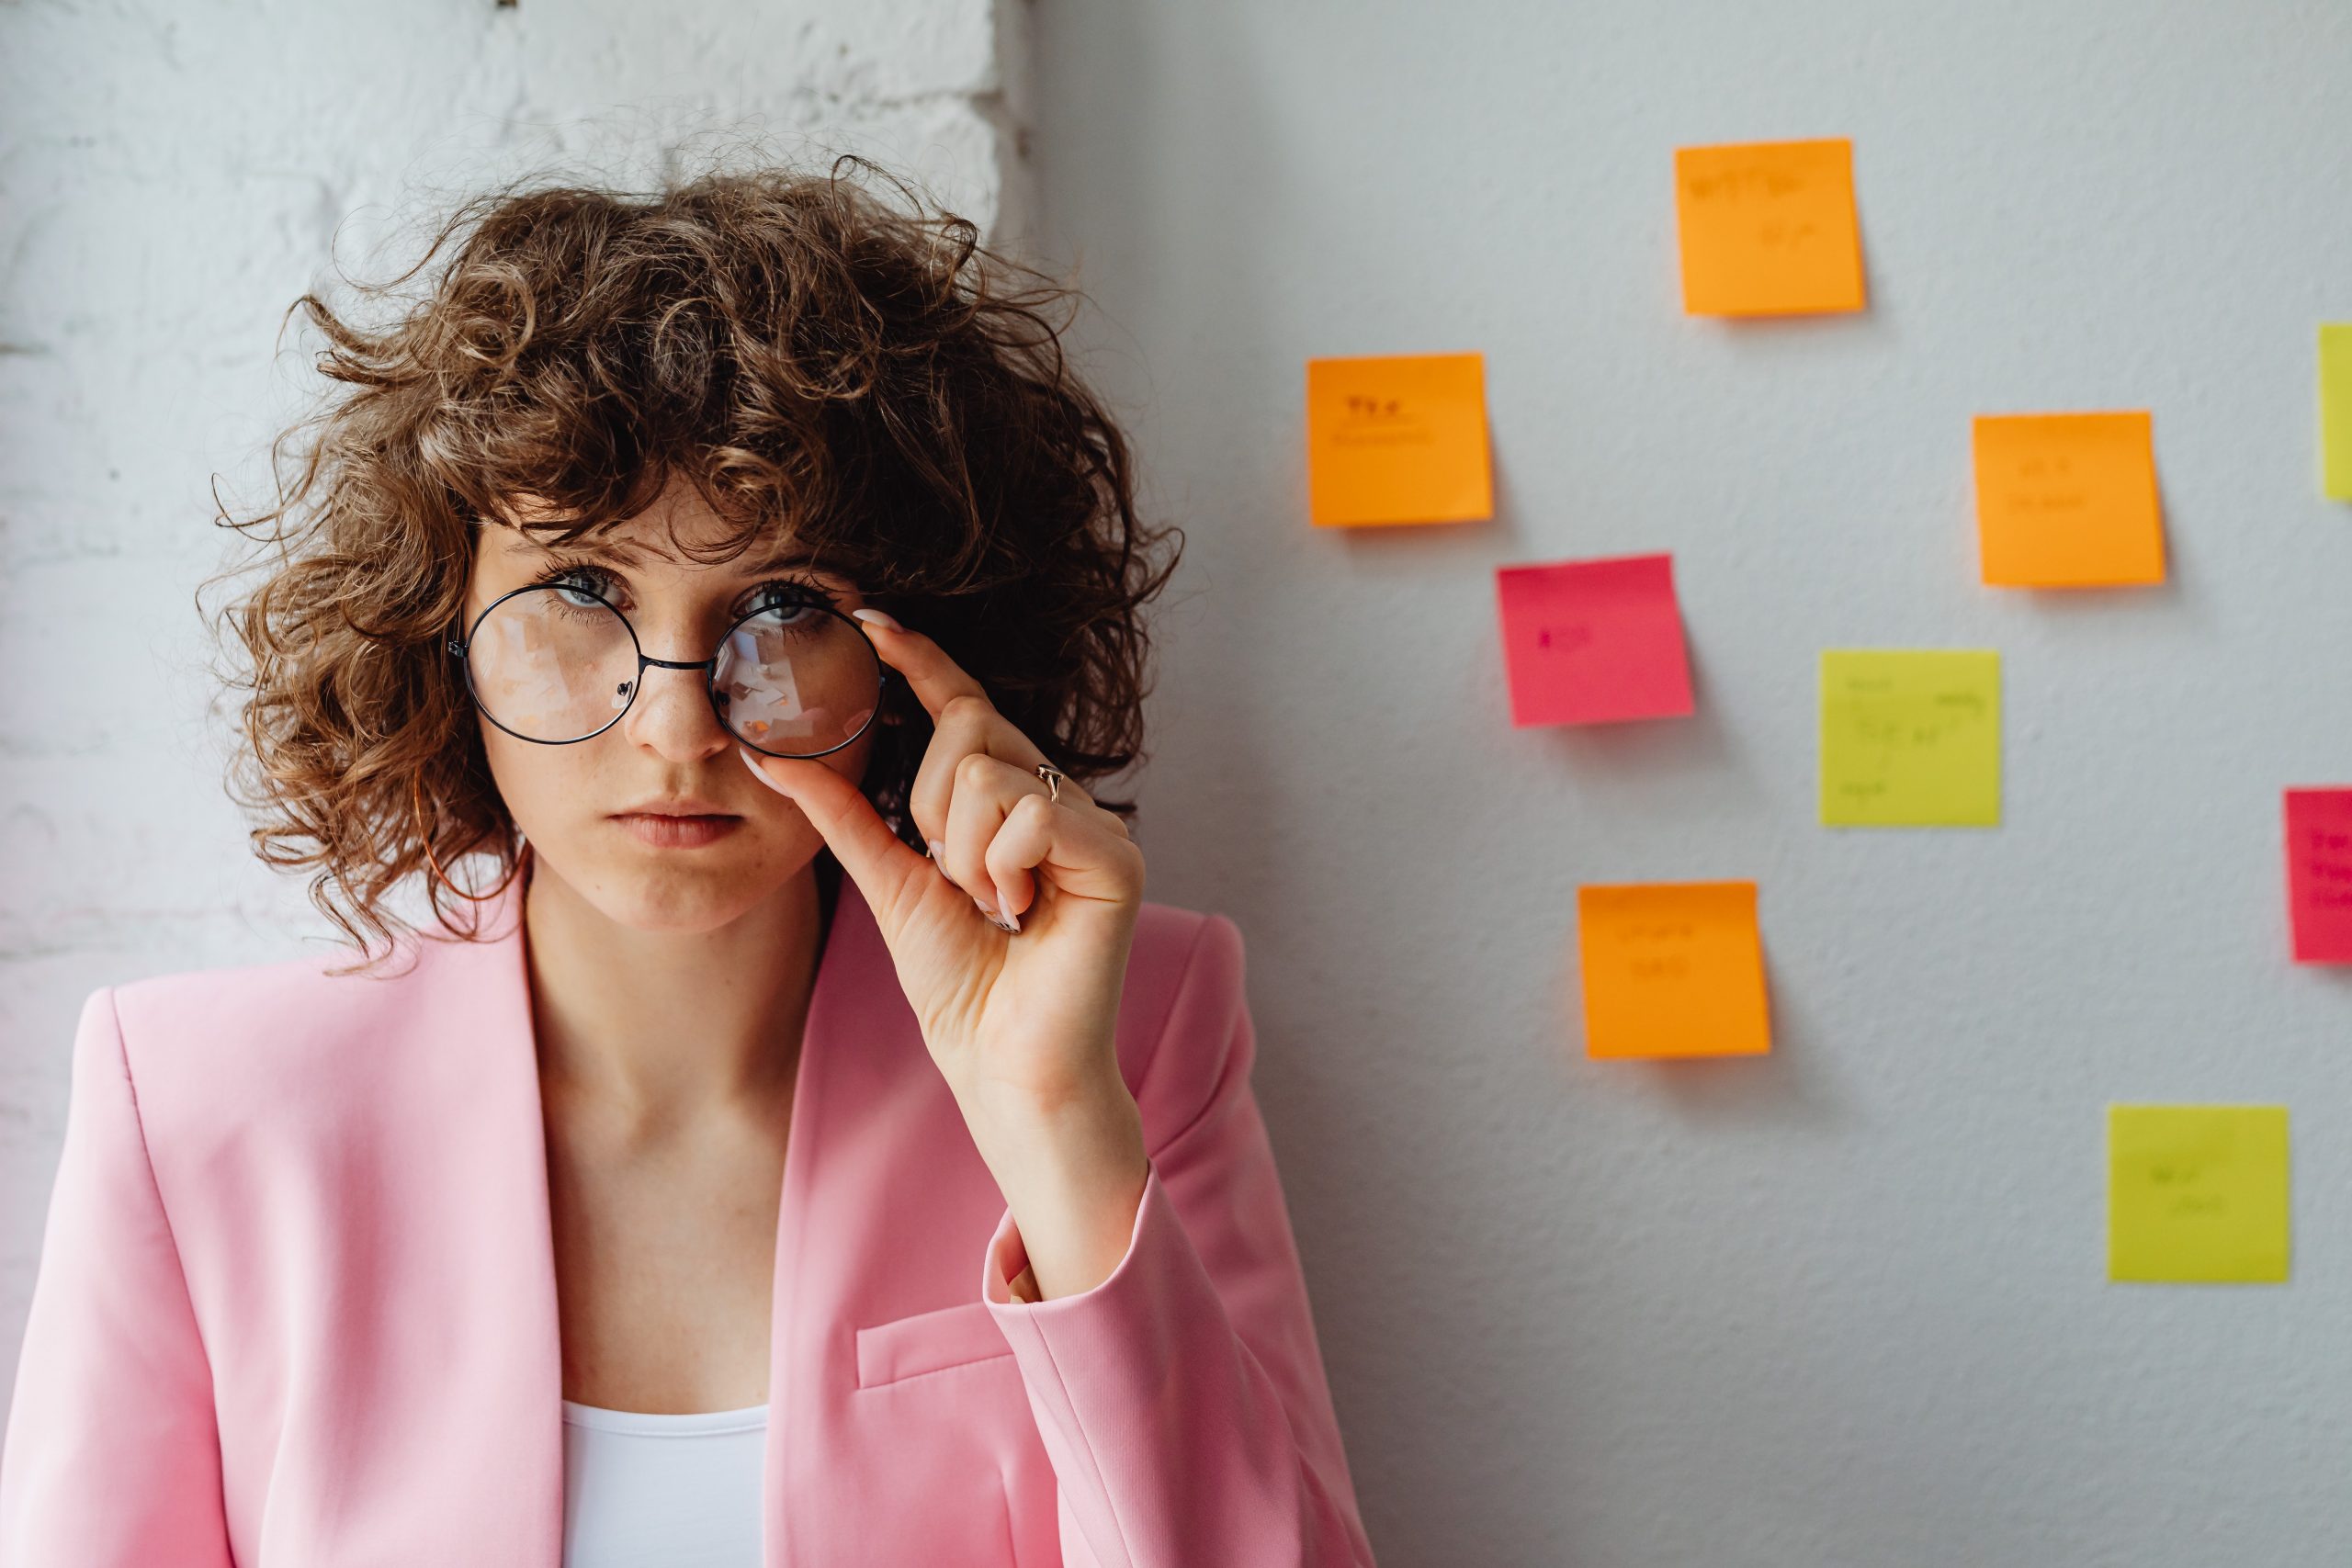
top-left (520, 536), bottom-right (830, 576)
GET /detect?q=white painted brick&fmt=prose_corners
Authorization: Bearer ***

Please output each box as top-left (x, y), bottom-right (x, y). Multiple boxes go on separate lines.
top-left (0, 0), bottom-right (1032, 1413)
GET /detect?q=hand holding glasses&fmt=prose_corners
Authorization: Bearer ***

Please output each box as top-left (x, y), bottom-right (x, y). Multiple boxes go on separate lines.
top-left (447, 576), bottom-right (885, 757)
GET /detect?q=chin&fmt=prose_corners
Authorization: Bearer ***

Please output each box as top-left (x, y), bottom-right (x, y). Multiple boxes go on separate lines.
top-left (545, 837), bottom-right (812, 934)
top-left (601, 885), bottom-right (763, 935)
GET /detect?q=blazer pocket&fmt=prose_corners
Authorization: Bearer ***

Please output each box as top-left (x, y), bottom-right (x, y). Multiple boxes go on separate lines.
top-left (855, 1299), bottom-right (1016, 1389)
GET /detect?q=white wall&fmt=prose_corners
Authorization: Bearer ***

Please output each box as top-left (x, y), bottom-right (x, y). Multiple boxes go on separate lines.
top-left (0, 0), bottom-right (1030, 1416)
top-left (1032, 2), bottom-right (2352, 1563)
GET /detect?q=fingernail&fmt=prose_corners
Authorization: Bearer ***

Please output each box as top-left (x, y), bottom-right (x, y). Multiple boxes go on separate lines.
top-left (739, 745), bottom-right (791, 795)
top-left (926, 838), bottom-right (946, 862)
top-left (850, 607), bottom-right (901, 631)
top-left (971, 892), bottom-right (1019, 933)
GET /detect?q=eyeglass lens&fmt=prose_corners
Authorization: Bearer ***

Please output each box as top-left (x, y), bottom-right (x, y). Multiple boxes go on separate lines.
top-left (464, 586), bottom-right (879, 757)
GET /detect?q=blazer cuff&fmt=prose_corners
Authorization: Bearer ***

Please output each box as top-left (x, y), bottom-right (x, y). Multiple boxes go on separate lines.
top-left (978, 1156), bottom-right (1162, 1312)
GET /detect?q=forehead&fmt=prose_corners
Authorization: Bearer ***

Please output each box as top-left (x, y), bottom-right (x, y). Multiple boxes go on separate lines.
top-left (480, 478), bottom-right (843, 576)
top-left (479, 518), bottom-right (846, 583)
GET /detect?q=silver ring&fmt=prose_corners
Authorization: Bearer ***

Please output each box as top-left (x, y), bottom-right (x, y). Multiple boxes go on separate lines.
top-left (1035, 762), bottom-right (1065, 803)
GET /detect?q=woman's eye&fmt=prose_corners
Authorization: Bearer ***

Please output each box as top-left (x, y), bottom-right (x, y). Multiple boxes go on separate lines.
top-left (750, 581), bottom-right (831, 619)
top-left (526, 563), bottom-right (832, 622)
top-left (539, 564), bottom-right (616, 607)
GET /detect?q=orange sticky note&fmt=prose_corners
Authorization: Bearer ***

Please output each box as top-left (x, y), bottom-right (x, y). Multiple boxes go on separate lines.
top-left (1577, 881), bottom-right (1770, 1059)
top-left (1306, 352), bottom-right (1493, 526)
top-left (1973, 412), bottom-right (2165, 587)
top-left (1674, 139), bottom-right (1865, 316)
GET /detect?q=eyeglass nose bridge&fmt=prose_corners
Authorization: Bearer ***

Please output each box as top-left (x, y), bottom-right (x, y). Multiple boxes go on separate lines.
top-left (613, 649), bottom-right (726, 719)
top-left (437, 642), bottom-right (720, 674)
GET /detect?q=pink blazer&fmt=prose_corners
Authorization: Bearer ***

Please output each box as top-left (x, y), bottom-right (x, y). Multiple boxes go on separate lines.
top-left (0, 874), bottom-right (1378, 1566)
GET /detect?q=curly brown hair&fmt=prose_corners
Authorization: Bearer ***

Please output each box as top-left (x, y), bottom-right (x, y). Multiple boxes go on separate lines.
top-left (203, 153), bottom-right (1183, 973)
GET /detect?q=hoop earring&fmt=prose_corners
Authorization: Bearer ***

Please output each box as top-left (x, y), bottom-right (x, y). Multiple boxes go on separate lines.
top-left (412, 775), bottom-right (529, 904)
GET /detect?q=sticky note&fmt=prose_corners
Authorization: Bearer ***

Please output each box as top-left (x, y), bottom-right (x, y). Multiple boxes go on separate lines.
top-left (1577, 881), bottom-right (1770, 1058)
top-left (2322, 324), bottom-right (2352, 501)
top-left (1973, 412), bottom-right (2165, 587)
top-left (2108, 1105), bottom-right (2290, 1283)
top-left (1819, 650), bottom-right (2000, 827)
top-left (1494, 553), bottom-right (1695, 726)
top-left (1305, 352), bottom-right (1493, 526)
top-left (2283, 788), bottom-right (2352, 962)
top-left (1674, 138), bottom-right (1865, 316)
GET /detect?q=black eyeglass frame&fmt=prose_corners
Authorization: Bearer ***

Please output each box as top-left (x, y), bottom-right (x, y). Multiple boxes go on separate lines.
top-left (445, 581), bottom-right (888, 760)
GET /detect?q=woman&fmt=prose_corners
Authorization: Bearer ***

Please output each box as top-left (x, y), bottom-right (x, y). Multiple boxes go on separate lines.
top-left (0, 158), bottom-right (1378, 1566)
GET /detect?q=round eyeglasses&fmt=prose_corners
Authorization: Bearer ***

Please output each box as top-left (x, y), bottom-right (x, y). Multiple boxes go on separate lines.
top-left (446, 580), bottom-right (885, 759)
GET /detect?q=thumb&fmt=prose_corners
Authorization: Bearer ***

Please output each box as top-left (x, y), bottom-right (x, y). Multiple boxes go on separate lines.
top-left (739, 744), bottom-right (925, 919)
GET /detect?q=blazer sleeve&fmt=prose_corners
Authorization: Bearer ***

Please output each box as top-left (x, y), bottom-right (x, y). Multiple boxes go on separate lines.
top-left (0, 987), bottom-right (235, 1567)
top-left (976, 913), bottom-right (1379, 1568)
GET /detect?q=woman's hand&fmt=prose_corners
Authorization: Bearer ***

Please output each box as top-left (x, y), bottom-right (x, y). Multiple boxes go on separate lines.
top-left (738, 609), bottom-right (1150, 1298)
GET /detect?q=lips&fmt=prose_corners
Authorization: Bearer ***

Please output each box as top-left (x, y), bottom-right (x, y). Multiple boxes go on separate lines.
top-left (615, 812), bottom-right (743, 849)
top-left (611, 800), bottom-right (738, 818)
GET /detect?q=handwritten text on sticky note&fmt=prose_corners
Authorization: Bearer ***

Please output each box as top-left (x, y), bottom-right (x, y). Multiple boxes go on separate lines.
top-left (1495, 553), bottom-right (1695, 726)
top-left (1819, 650), bottom-right (2001, 827)
top-left (1305, 352), bottom-right (1493, 527)
top-left (2284, 788), bottom-right (2352, 963)
top-left (1674, 138), bottom-right (1865, 317)
top-left (2109, 1104), bottom-right (2290, 1283)
top-left (1973, 412), bottom-right (2165, 587)
top-left (1578, 881), bottom-right (1770, 1058)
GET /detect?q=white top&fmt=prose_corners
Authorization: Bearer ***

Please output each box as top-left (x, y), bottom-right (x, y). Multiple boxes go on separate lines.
top-left (560, 1398), bottom-right (769, 1567)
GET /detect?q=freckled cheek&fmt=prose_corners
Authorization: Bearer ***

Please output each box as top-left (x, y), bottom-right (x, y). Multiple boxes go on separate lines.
top-left (741, 731), bottom-right (874, 828)
top-left (474, 719), bottom-right (583, 842)
top-left (836, 725), bottom-right (879, 792)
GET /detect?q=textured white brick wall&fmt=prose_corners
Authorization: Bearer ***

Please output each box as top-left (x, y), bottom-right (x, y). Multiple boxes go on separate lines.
top-left (0, 0), bottom-right (1032, 1411)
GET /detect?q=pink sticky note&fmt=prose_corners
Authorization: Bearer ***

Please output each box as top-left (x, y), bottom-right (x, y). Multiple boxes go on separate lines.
top-left (1494, 553), bottom-right (1696, 727)
top-left (2284, 788), bottom-right (2352, 962)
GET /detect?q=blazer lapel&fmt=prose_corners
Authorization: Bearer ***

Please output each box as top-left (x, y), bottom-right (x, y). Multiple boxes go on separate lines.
top-left (763, 866), bottom-right (928, 1568)
top-left (377, 873), bottom-right (566, 1563)
top-left (393, 862), bottom-right (888, 1567)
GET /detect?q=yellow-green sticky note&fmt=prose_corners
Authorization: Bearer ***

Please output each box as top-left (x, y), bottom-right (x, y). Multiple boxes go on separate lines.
top-left (2108, 1105), bottom-right (2290, 1283)
top-left (1819, 650), bottom-right (2000, 827)
top-left (2322, 323), bottom-right (2352, 501)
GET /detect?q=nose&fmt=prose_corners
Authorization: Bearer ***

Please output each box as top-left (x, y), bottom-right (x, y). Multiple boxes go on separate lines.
top-left (618, 653), bottom-right (731, 761)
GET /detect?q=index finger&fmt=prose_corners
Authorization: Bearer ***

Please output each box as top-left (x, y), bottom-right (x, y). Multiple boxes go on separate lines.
top-left (850, 609), bottom-right (990, 724)
top-left (738, 744), bottom-right (928, 927)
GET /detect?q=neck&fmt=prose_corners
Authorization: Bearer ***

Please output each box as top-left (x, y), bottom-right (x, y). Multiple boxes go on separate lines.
top-left (520, 856), bottom-right (834, 1131)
